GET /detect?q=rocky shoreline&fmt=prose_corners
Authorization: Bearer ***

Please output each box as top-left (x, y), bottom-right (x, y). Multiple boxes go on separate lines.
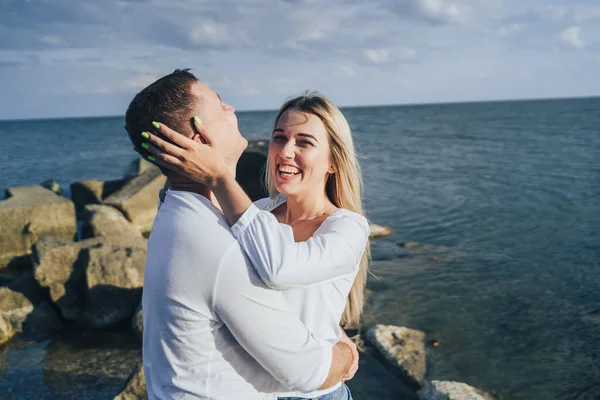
top-left (0, 141), bottom-right (494, 400)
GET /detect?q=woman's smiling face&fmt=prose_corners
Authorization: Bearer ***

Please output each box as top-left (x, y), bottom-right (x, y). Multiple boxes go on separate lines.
top-left (269, 108), bottom-right (333, 197)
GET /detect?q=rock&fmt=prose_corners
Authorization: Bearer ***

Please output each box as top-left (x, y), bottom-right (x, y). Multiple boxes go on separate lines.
top-left (81, 240), bottom-right (147, 327)
top-left (0, 274), bottom-right (63, 344)
top-left (369, 223), bottom-right (393, 239)
top-left (0, 185), bottom-right (77, 270)
top-left (70, 179), bottom-right (128, 216)
top-left (132, 303), bottom-right (143, 339)
top-left (124, 158), bottom-right (158, 180)
top-left (0, 313), bottom-right (14, 345)
top-left (32, 236), bottom-right (147, 327)
top-left (40, 179), bottom-right (62, 195)
top-left (0, 273), bottom-right (17, 287)
top-left (114, 362), bottom-right (147, 400)
top-left (103, 168), bottom-right (166, 233)
top-left (81, 204), bottom-right (142, 239)
top-left (246, 140), bottom-right (269, 155)
top-left (236, 149), bottom-right (268, 201)
top-left (365, 324), bottom-right (426, 388)
top-left (418, 381), bottom-right (495, 400)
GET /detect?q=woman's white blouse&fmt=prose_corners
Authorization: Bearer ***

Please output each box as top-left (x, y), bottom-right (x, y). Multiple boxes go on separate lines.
top-left (231, 195), bottom-right (370, 398)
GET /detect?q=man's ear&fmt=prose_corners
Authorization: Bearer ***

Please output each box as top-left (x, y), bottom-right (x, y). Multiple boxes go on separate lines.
top-left (191, 132), bottom-right (207, 144)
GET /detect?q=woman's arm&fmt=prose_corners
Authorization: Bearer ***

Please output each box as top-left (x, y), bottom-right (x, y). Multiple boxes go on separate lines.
top-left (231, 205), bottom-right (370, 290)
top-left (142, 122), bottom-right (369, 289)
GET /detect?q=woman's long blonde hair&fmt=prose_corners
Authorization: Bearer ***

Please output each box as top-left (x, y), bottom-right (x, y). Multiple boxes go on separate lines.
top-left (266, 91), bottom-right (370, 327)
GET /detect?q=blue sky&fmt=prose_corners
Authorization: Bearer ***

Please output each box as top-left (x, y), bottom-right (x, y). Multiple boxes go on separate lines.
top-left (0, 0), bottom-right (599, 120)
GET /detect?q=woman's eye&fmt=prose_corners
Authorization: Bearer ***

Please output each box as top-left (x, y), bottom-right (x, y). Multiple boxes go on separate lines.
top-left (298, 140), bottom-right (313, 147)
top-left (273, 135), bottom-right (286, 141)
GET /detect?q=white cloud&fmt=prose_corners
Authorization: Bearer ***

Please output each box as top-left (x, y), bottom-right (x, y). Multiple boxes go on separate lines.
top-left (418, 0), bottom-right (465, 24)
top-left (39, 36), bottom-right (64, 45)
top-left (498, 23), bottom-right (522, 37)
top-left (561, 26), bottom-right (584, 48)
top-left (336, 65), bottom-right (355, 77)
top-left (387, 0), bottom-right (469, 25)
top-left (189, 19), bottom-right (231, 47)
top-left (364, 48), bottom-right (390, 63)
top-left (126, 73), bottom-right (159, 90)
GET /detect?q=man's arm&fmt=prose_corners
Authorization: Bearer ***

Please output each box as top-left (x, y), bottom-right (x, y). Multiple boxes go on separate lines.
top-left (213, 244), bottom-right (352, 392)
top-left (320, 341), bottom-right (354, 389)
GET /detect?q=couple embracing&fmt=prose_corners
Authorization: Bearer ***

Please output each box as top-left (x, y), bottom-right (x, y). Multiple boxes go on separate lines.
top-left (124, 69), bottom-right (370, 400)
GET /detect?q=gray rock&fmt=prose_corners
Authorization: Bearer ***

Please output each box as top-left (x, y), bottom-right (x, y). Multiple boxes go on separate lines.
top-left (124, 158), bottom-right (159, 180)
top-left (132, 303), bottom-right (143, 340)
top-left (81, 240), bottom-right (147, 327)
top-left (81, 204), bottom-right (142, 239)
top-left (32, 236), bottom-right (147, 327)
top-left (114, 362), bottom-right (147, 400)
top-left (418, 381), bottom-right (495, 400)
top-left (0, 274), bottom-right (63, 344)
top-left (104, 168), bottom-right (166, 234)
top-left (0, 185), bottom-right (76, 270)
top-left (70, 179), bottom-right (128, 216)
top-left (365, 324), bottom-right (426, 388)
top-left (369, 223), bottom-right (393, 239)
top-left (236, 149), bottom-right (268, 201)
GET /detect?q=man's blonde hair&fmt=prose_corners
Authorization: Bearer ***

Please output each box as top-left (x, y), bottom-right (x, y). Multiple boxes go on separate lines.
top-left (267, 91), bottom-right (370, 327)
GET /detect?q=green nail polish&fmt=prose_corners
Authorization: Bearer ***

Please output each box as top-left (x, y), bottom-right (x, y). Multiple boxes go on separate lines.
top-left (141, 132), bottom-right (149, 139)
top-left (148, 156), bottom-right (156, 162)
top-left (141, 143), bottom-right (149, 150)
top-left (194, 116), bottom-right (202, 125)
top-left (152, 121), bottom-right (160, 129)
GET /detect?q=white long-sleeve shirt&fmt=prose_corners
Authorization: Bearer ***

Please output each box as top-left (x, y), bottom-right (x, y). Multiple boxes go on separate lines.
top-left (231, 195), bottom-right (370, 398)
top-left (142, 190), bottom-right (332, 400)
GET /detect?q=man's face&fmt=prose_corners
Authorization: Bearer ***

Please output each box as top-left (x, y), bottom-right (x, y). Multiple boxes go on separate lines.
top-left (190, 82), bottom-right (248, 165)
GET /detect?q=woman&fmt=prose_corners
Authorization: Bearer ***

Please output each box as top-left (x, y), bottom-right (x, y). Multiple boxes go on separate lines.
top-left (143, 92), bottom-right (370, 399)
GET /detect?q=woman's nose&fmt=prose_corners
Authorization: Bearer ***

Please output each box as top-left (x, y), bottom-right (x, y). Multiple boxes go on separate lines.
top-left (224, 103), bottom-right (235, 112)
top-left (281, 140), bottom-right (295, 159)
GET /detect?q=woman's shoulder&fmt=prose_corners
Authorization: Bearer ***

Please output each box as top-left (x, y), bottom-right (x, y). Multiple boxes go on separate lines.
top-left (253, 194), bottom-right (287, 212)
top-left (323, 208), bottom-right (369, 232)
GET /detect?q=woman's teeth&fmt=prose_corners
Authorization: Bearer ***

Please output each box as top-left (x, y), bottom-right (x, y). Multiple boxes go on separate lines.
top-left (278, 165), bottom-right (301, 175)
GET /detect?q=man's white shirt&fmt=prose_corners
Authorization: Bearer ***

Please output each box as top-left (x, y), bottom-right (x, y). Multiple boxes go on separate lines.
top-left (142, 190), bottom-right (332, 399)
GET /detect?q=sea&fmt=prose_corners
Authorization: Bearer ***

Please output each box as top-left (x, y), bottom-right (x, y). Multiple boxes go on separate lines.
top-left (0, 97), bottom-right (599, 399)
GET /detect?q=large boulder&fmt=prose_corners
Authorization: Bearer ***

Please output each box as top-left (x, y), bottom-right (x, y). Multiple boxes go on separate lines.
top-left (32, 236), bottom-right (147, 327)
top-left (124, 158), bottom-right (158, 180)
top-left (81, 240), bottom-right (147, 327)
top-left (70, 179), bottom-right (128, 216)
top-left (0, 274), bottom-right (63, 345)
top-left (81, 204), bottom-right (142, 239)
top-left (0, 185), bottom-right (76, 270)
top-left (114, 362), bottom-right (147, 400)
top-left (237, 140), bottom-right (269, 201)
top-left (103, 168), bottom-right (166, 234)
top-left (418, 381), bottom-right (495, 400)
top-left (365, 324), bottom-right (426, 388)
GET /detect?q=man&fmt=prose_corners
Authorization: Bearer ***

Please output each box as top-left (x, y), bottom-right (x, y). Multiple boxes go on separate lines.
top-left (124, 69), bottom-right (355, 399)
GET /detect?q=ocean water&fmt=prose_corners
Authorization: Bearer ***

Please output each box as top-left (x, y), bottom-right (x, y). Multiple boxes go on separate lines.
top-left (1, 97), bottom-right (599, 399)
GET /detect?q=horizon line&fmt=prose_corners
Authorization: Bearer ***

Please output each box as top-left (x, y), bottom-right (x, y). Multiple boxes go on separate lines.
top-left (1, 94), bottom-right (598, 123)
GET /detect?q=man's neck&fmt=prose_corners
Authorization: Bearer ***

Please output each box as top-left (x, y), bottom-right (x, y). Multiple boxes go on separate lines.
top-left (167, 163), bottom-right (237, 212)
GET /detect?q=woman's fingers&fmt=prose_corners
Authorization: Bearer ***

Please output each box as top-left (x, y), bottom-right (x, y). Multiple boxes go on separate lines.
top-left (142, 129), bottom-right (187, 160)
top-left (152, 121), bottom-right (196, 150)
top-left (142, 141), bottom-right (184, 172)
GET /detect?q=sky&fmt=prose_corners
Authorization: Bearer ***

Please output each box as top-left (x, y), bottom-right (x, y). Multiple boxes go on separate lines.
top-left (0, 0), bottom-right (599, 120)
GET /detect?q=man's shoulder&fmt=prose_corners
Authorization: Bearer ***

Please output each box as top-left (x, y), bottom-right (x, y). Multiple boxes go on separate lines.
top-left (153, 190), bottom-right (237, 254)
